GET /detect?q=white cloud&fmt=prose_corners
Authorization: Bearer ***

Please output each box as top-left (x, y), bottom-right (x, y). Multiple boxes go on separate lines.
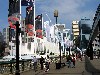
top-left (37, 0), bottom-right (96, 28)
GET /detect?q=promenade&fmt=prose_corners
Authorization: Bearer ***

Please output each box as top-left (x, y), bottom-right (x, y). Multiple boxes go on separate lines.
top-left (20, 56), bottom-right (100, 75)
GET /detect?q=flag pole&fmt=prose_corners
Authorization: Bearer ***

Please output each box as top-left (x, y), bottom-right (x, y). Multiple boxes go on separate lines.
top-left (42, 14), bottom-right (44, 53)
top-left (34, 0), bottom-right (36, 54)
top-left (19, 0), bottom-right (22, 59)
top-left (15, 1), bottom-right (21, 74)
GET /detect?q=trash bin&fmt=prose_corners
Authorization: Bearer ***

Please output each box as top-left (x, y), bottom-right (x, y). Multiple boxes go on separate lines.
top-left (56, 63), bottom-right (61, 69)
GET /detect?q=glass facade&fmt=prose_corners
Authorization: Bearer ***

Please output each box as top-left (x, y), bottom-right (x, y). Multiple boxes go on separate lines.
top-left (79, 18), bottom-right (92, 50)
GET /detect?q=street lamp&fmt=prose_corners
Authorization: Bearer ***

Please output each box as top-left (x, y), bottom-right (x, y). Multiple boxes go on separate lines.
top-left (59, 41), bottom-right (61, 67)
top-left (54, 10), bottom-right (58, 24)
top-left (15, 21), bottom-right (20, 75)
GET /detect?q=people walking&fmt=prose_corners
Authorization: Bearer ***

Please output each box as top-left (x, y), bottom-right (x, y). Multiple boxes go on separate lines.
top-left (72, 53), bottom-right (75, 68)
top-left (66, 52), bottom-right (68, 60)
top-left (79, 52), bottom-right (82, 61)
top-left (32, 56), bottom-right (38, 72)
top-left (44, 55), bottom-right (50, 72)
top-left (67, 55), bottom-right (72, 68)
top-left (40, 56), bottom-right (45, 70)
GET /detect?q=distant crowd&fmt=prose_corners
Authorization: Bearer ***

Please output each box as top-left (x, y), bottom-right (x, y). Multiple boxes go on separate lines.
top-left (66, 52), bottom-right (82, 68)
top-left (32, 51), bottom-right (84, 72)
top-left (32, 55), bottom-right (51, 72)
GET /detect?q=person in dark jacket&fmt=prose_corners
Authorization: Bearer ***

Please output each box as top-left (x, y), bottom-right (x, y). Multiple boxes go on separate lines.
top-left (67, 55), bottom-right (72, 68)
top-left (72, 53), bottom-right (76, 68)
top-left (40, 56), bottom-right (45, 70)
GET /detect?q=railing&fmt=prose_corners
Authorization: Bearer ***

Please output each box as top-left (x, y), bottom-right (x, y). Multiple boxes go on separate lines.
top-left (0, 56), bottom-right (60, 74)
top-left (0, 59), bottom-right (34, 74)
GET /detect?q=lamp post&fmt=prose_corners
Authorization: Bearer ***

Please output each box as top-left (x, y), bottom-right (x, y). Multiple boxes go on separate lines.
top-left (15, 21), bottom-right (20, 75)
top-left (54, 10), bottom-right (62, 68)
top-left (59, 41), bottom-right (61, 67)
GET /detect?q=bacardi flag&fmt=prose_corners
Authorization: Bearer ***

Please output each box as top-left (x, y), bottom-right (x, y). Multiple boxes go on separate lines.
top-left (21, 0), bottom-right (34, 6)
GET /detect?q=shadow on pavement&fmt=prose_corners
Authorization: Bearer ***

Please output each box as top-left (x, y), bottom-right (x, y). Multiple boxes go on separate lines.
top-left (85, 56), bottom-right (100, 74)
top-left (40, 73), bottom-right (82, 75)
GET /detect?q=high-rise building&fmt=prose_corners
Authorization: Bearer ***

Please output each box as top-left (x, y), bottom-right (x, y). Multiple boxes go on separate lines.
top-left (72, 21), bottom-right (79, 40)
top-left (72, 21), bottom-right (79, 47)
top-left (3, 27), bottom-right (9, 44)
top-left (79, 18), bottom-right (92, 50)
top-left (0, 32), bottom-right (3, 43)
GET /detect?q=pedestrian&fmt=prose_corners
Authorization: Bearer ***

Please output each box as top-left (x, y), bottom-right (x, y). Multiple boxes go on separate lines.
top-left (78, 52), bottom-right (82, 61)
top-left (40, 56), bottom-right (45, 70)
top-left (43, 57), bottom-right (46, 71)
top-left (66, 52), bottom-right (68, 60)
top-left (32, 56), bottom-right (38, 72)
top-left (44, 55), bottom-right (50, 72)
top-left (72, 53), bottom-right (75, 68)
top-left (66, 53), bottom-right (68, 66)
top-left (67, 55), bottom-right (72, 68)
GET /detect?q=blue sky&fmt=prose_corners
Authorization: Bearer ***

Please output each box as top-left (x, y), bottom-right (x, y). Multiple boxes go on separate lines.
top-left (0, 0), bottom-right (100, 32)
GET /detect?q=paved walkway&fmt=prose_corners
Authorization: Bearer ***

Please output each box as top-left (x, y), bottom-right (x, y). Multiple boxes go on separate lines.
top-left (20, 56), bottom-right (87, 75)
top-left (21, 57), bottom-right (100, 75)
top-left (20, 56), bottom-right (100, 75)
top-left (1, 56), bottom-right (99, 75)
top-left (0, 56), bottom-right (100, 75)
top-left (85, 56), bottom-right (100, 75)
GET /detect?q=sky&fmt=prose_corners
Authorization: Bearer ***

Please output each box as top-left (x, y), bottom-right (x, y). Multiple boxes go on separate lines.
top-left (0, 0), bottom-right (100, 32)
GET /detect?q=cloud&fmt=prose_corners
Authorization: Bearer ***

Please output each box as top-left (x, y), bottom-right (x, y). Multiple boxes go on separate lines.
top-left (39, 0), bottom-right (90, 13)
top-left (36, 0), bottom-right (97, 29)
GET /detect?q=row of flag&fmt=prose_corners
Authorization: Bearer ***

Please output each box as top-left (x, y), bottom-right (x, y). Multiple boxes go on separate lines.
top-left (8, 0), bottom-right (51, 40)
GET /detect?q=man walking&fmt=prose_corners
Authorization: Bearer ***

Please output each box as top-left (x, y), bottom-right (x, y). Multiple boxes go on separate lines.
top-left (44, 55), bottom-right (50, 72)
top-left (40, 56), bottom-right (45, 70)
top-left (33, 56), bottom-right (38, 72)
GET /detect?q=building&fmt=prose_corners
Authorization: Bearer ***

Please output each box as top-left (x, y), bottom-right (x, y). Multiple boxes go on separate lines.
top-left (63, 29), bottom-right (70, 40)
top-left (0, 32), bottom-right (3, 43)
top-left (72, 21), bottom-right (79, 39)
top-left (72, 21), bottom-right (79, 47)
top-left (79, 18), bottom-right (92, 50)
top-left (63, 29), bottom-right (71, 54)
top-left (3, 27), bottom-right (9, 44)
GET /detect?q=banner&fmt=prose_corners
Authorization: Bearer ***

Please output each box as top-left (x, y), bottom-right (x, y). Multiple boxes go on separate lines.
top-left (21, 0), bottom-right (34, 6)
top-left (35, 14), bottom-right (43, 38)
top-left (25, 6), bottom-right (34, 25)
top-left (35, 15), bottom-right (42, 30)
